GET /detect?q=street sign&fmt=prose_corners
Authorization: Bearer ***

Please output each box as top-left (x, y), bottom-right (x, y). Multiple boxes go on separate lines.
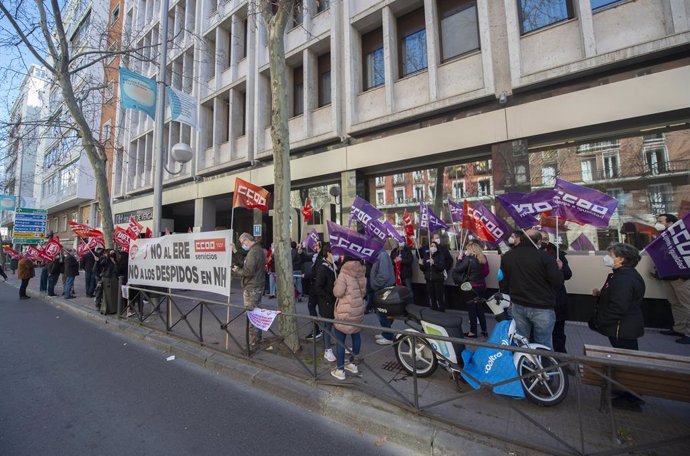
top-left (14, 207), bottom-right (47, 244)
top-left (253, 224), bottom-right (262, 237)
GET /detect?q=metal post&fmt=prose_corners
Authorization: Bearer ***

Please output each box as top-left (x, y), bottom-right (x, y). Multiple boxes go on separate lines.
top-left (117, 276), bottom-right (123, 319)
top-left (152, 0), bottom-right (170, 238)
top-left (412, 335), bottom-right (419, 409)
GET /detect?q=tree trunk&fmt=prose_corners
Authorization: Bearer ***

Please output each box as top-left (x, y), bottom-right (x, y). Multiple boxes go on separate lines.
top-left (263, 1), bottom-right (299, 352)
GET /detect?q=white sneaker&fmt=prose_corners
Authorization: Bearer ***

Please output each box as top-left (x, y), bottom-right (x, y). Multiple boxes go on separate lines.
top-left (375, 334), bottom-right (384, 340)
top-left (344, 362), bottom-right (358, 374)
top-left (375, 338), bottom-right (394, 346)
top-left (331, 368), bottom-right (346, 380)
top-left (324, 349), bottom-right (336, 362)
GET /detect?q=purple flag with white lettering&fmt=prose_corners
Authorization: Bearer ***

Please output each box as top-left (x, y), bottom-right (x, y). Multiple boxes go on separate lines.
top-left (496, 189), bottom-right (558, 229)
top-left (327, 221), bottom-right (384, 263)
top-left (645, 213), bottom-right (690, 279)
top-left (383, 219), bottom-right (405, 243)
top-left (448, 199), bottom-right (463, 224)
top-left (568, 233), bottom-right (595, 251)
top-left (349, 196), bottom-right (387, 242)
top-left (472, 201), bottom-right (511, 243)
top-left (419, 202), bottom-right (449, 233)
top-left (304, 228), bottom-right (320, 251)
top-left (553, 178), bottom-right (618, 228)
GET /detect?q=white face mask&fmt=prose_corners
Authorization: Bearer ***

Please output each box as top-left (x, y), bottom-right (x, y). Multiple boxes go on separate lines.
top-left (429, 247), bottom-right (437, 254)
top-left (602, 255), bottom-right (615, 268)
top-left (508, 237), bottom-right (515, 245)
top-left (654, 223), bottom-right (666, 232)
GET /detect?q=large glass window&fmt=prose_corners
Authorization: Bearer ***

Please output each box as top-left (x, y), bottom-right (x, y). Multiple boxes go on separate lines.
top-left (318, 53), bottom-right (331, 107)
top-left (362, 28), bottom-right (384, 91)
top-left (293, 65), bottom-right (304, 116)
top-left (438, 0), bottom-right (479, 61)
top-left (398, 8), bottom-right (427, 77)
top-left (519, 0), bottom-right (574, 34)
top-left (591, 0), bottom-right (623, 10)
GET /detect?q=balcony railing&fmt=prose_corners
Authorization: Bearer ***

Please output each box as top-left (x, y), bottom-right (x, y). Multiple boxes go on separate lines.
top-left (642, 159), bottom-right (690, 176)
top-left (40, 185), bottom-right (78, 208)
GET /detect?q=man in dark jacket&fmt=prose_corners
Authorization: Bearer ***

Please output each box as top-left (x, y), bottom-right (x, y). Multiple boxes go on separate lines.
top-left (82, 247), bottom-right (98, 298)
top-left (303, 241), bottom-right (323, 340)
top-left (390, 241), bottom-right (414, 296)
top-left (541, 232), bottom-right (573, 353)
top-left (500, 229), bottom-right (564, 349)
top-left (233, 233), bottom-right (267, 349)
top-left (371, 239), bottom-right (396, 345)
top-left (63, 249), bottom-right (79, 299)
top-left (291, 241), bottom-right (304, 301)
top-left (47, 255), bottom-right (63, 296)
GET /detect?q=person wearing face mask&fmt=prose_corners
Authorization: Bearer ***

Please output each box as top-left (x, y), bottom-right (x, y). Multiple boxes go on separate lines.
top-left (653, 213), bottom-right (690, 344)
top-left (372, 238), bottom-right (397, 345)
top-left (419, 240), bottom-right (448, 312)
top-left (452, 241), bottom-right (489, 337)
top-left (499, 228), bottom-right (563, 349)
top-left (541, 232), bottom-right (573, 353)
top-left (312, 244), bottom-right (338, 362)
top-left (232, 233), bottom-right (267, 350)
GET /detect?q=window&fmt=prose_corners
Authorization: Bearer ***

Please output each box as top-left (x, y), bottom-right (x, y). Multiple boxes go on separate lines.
top-left (607, 188), bottom-right (625, 213)
top-left (577, 140), bottom-right (619, 154)
top-left (438, 0), bottom-right (479, 61)
top-left (293, 65), bottom-right (304, 116)
top-left (413, 170), bottom-right (425, 182)
top-left (395, 187), bottom-right (405, 204)
top-left (376, 190), bottom-right (385, 206)
top-left (645, 147), bottom-right (667, 175)
top-left (414, 185), bottom-right (424, 202)
top-left (452, 181), bottom-right (464, 199)
top-left (398, 8), bottom-right (427, 77)
top-left (61, 215), bottom-right (68, 232)
top-left (317, 0), bottom-right (330, 13)
top-left (240, 91), bottom-right (247, 136)
top-left (478, 179), bottom-right (491, 197)
top-left (580, 158), bottom-right (596, 182)
top-left (542, 165), bottom-right (556, 186)
top-left (375, 176), bottom-right (385, 186)
top-left (242, 18), bottom-right (248, 58)
top-left (105, 81), bottom-right (115, 102)
top-left (111, 4), bottom-right (120, 25)
top-left (318, 53), bottom-right (331, 107)
top-left (515, 164), bottom-right (527, 184)
top-left (519, 0), bottom-right (574, 34)
top-left (292, 1), bottom-right (303, 28)
top-left (591, 0), bottom-right (623, 10)
top-left (102, 122), bottom-right (112, 143)
top-left (393, 173), bottom-right (405, 184)
top-left (648, 184), bottom-right (673, 214)
top-left (603, 152), bottom-right (619, 179)
top-left (362, 28), bottom-right (384, 90)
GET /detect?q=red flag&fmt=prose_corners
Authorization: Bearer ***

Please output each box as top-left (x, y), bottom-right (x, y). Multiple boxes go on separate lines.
top-left (68, 221), bottom-right (103, 238)
top-left (233, 178), bottom-right (270, 212)
top-left (126, 216), bottom-right (144, 239)
top-left (113, 226), bottom-right (131, 252)
top-left (25, 246), bottom-right (43, 261)
top-left (302, 198), bottom-right (313, 222)
top-left (88, 237), bottom-right (105, 250)
top-left (2, 246), bottom-right (21, 260)
top-left (402, 209), bottom-right (415, 247)
top-left (77, 241), bottom-right (90, 259)
top-left (462, 200), bottom-right (496, 243)
top-left (145, 227), bottom-right (153, 238)
top-left (39, 237), bottom-right (63, 261)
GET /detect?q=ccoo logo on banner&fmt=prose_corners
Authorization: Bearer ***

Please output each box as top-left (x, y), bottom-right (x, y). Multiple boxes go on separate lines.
top-left (128, 230), bottom-right (233, 296)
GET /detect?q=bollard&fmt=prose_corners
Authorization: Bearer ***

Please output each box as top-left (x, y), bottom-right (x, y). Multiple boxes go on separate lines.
top-left (117, 276), bottom-right (123, 319)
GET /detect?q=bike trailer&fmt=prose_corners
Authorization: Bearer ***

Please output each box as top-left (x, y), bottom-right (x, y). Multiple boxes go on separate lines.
top-left (374, 286), bottom-right (411, 316)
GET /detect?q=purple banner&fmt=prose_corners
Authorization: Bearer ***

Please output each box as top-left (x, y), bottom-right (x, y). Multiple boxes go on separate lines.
top-left (419, 202), bottom-right (449, 233)
top-left (645, 213), bottom-right (690, 279)
top-left (496, 189), bottom-right (558, 229)
top-left (569, 233), bottom-right (595, 251)
top-left (348, 196), bottom-right (387, 241)
top-left (304, 228), bottom-right (320, 251)
top-left (448, 199), bottom-right (463, 224)
top-left (383, 219), bottom-right (405, 243)
top-left (471, 201), bottom-right (511, 243)
top-left (553, 178), bottom-right (618, 228)
top-left (327, 221), bottom-right (384, 263)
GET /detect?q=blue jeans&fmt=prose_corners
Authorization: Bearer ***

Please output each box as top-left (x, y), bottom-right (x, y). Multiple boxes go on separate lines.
top-left (511, 303), bottom-right (556, 350)
top-left (377, 311), bottom-right (394, 341)
top-left (334, 328), bottom-right (361, 370)
top-left (292, 274), bottom-right (303, 299)
top-left (48, 275), bottom-right (59, 295)
top-left (63, 276), bottom-right (75, 298)
top-left (322, 322), bottom-right (333, 350)
top-left (40, 267), bottom-right (49, 292)
top-left (403, 277), bottom-right (413, 296)
top-left (85, 271), bottom-right (96, 296)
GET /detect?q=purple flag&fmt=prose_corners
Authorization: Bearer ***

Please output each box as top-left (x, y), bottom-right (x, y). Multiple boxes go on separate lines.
top-left (304, 228), bottom-right (320, 251)
top-left (349, 196), bottom-right (387, 242)
top-left (448, 199), bottom-right (463, 224)
top-left (383, 219), bottom-right (404, 243)
top-left (471, 201), bottom-right (511, 243)
top-left (568, 233), bottom-right (595, 251)
top-left (553, 178), bottom-right (618, 228)
top-left (645, 213), bottom-right (690, 279)
top-left (496, 189), bottom-right (558, 229)
top-left (419, 202), bottom-right (449, 232)
top-left (327, 221), bottom-right (384, 263)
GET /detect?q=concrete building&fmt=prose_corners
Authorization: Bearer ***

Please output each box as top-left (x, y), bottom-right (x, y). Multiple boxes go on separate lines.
top-left (112, 0), bottom-right (690, 251)
top-left (1, 65), bottom-right (49, 238)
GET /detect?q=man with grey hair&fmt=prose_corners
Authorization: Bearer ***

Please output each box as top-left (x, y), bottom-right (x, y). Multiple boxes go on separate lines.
top-left (232, 233), bottom-right (267, 349)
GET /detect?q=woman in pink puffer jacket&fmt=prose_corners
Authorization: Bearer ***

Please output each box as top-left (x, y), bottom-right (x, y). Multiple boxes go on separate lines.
top-left (330, 256), bottom-right (367, 380)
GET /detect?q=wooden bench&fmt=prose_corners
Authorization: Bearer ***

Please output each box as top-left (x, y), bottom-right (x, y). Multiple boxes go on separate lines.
top-left (582, 344), bottom-right (690, 405)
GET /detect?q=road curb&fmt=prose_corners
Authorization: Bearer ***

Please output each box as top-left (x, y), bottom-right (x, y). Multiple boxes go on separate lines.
top-left (26, 288), bottom-right (518, 456)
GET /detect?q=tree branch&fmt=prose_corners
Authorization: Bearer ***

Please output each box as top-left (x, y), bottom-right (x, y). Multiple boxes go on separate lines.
top-left (0, 0), bottom-right (55, 72)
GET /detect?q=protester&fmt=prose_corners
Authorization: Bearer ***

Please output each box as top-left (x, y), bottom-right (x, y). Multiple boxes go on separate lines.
top-left (0, 259), bottom-right (7, 281)
top-left (266, 243), bottom-right (276, 298)
top-left (499, 228), bottom-right (563, 349)
top-left (591, 243), bottom-right (645, 410)
top-left (10, 256), bottom-right (18, 275)
top-left (39, 260), bottom-right (48, 292)
top-left (541, 232), bottom-right (573, 353)
top-left (17, 255), bottom-right (35, 300)
top-left (390, 240), bottom-right (414, 296)
top-left (371, 239), bottom-right (396, 345)
top-left (303, 241), bottom-right (323, 340)
top-left (452, 241), bottom-right (489, 338)
top-left (291, 241), bottom-right (303, 302)
top-left (653, 213), bottom-right (690, 344)
top-left (100, 249), bottom-right (121, 314)
top-left (93, 248), bottom-right (111, 310)
top-left (63, 249), bottom-right (79, 299)
top-left (47, 254), bottom-right (63, 297)
top-left (419, 240), bottom-right (448, 312)
top-left (82, 246), bottom-right (98, 298)
top-left (312, 244), bottom-right (338, 363)
top-left (331, 256), bottom-right (367, 380)
top-left (232, 233), bottom-right (267, 350)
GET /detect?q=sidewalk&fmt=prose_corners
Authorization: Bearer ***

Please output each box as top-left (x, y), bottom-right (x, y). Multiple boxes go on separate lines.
top-left (8, 269), bottom-right (690, 456)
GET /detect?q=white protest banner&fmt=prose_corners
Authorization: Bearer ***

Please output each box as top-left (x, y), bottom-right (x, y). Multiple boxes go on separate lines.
top-left (168, 86), bottom-right (198, 129)
top-left (127, 230), bottom-right (233, 297)
top-left (247, 308), bottom-right (281, 332)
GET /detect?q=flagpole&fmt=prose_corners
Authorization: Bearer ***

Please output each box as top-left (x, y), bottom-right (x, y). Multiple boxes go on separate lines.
top-left (555, 215), bottom-right (560, 258)
top-left (227, 206), bottom-right (235, 351)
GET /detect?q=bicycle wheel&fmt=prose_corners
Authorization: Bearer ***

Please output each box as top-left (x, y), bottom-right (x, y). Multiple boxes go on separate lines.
top-left (395, 334), bottom-right (438, 377)
top-left (516, 354), bottom-right (569, 407)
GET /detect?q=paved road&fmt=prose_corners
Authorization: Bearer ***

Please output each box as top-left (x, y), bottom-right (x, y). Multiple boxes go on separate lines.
top-left (0, 282), bottom-right (412, 456)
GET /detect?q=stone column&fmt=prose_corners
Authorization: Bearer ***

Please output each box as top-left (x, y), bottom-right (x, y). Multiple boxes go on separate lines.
top-left (194, 198), bottom-right (217, 232)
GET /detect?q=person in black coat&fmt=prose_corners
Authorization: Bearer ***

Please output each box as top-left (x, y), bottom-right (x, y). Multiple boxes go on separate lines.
top-left (390, 242), bottom-right (414, 296)
top-left (63, 250), bottom-right (80, 299)
top-left (47, 255), bottom-right (63, 296)
top-left (452, 241), bottom-right (489, 337)
top-left (418, 240), bottom-right (448, 312)
top-left (312, 244), bottom-right (338, 358)
top-left (81, 246), bottom-right (98, 298)
top-left (541, 232), bottom-right (573, 353)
